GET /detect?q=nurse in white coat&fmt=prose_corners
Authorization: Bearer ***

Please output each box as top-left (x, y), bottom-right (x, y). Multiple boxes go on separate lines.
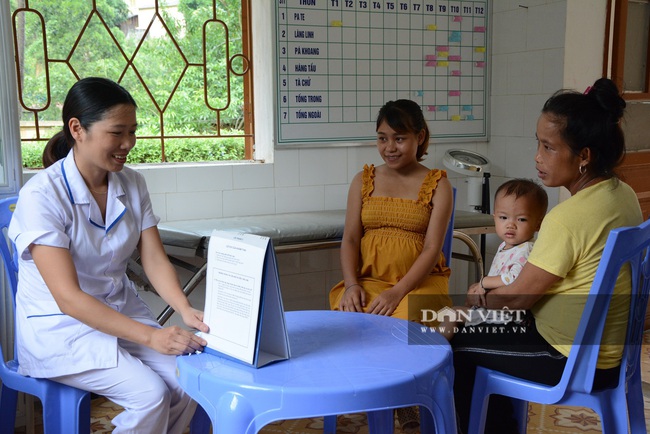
top-left (8, 77), bottom-right (209, 434)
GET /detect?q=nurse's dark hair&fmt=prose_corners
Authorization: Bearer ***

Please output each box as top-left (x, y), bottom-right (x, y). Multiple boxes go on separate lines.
top-left (541, 77), bottom-right (626, 177)
top-left (42, 77), bottom-right (137, 168)
top-left (376, 99), bottom-right (430, 161)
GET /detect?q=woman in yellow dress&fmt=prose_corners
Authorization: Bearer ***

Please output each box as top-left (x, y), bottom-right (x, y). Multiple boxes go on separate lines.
top-left (330, 99), bottom-right (453, 322)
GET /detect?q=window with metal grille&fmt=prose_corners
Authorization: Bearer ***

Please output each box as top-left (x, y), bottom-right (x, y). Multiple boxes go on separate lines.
top-left (11, 0), bottom-right (254, 168)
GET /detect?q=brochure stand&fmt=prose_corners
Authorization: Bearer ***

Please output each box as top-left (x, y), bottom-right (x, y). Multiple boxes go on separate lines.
top-left (198, 230), bottom-right (290, 367)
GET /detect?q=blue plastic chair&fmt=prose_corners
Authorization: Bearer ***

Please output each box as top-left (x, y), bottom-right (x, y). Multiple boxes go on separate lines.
top-left (468, 217), bottom-right (650, 434)
top-left (442, 186), bottom-right (457, 266)
top-left (0, 196), bottom-right (91, 434)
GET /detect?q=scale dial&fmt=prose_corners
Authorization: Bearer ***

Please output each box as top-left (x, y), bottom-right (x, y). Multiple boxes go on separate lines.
top-left (443, 149), bottom-right (490, 175)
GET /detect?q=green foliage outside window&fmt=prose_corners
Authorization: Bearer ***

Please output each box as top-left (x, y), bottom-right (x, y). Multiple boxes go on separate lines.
top-left (12, 0), bottom-right (247, 167)
top-left (20, 132), bottom-right (245, 168)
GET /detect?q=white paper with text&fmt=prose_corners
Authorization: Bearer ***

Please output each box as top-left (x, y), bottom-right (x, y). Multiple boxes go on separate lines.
top-left (200, 230), bottom-right (269, 364)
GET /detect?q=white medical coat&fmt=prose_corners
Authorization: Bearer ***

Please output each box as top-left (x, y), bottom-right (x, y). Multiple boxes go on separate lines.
top-left (8, 150), bottom-right (160, 378)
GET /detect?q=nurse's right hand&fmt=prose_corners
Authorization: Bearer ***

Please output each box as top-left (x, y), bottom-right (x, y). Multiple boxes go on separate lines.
top-left (149, 325), bottom-right (207, 355)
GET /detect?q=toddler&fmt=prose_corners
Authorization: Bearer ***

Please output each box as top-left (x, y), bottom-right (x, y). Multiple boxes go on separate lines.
top-left (439, 178), bottom-right (548, 339)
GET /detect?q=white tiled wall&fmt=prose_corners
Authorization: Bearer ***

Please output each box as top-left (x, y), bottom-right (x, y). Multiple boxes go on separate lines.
top-left (136, 0), bottom-right (614, 319)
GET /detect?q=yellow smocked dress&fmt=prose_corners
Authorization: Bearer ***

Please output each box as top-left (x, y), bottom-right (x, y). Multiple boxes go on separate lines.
top-left (330, 164), bottom-right (452, 322)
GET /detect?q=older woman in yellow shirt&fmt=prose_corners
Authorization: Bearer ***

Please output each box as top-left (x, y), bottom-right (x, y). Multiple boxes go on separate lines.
top-left (452, 77), bottom-right (643, 434)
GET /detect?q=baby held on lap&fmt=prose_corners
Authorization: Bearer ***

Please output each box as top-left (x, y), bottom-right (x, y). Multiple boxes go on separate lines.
top-left (434, 178), bottom-right (548, 340)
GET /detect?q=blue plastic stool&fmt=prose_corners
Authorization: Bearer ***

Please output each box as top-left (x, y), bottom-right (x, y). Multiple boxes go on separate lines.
top-left (178, 311), bottom-right (457, 434)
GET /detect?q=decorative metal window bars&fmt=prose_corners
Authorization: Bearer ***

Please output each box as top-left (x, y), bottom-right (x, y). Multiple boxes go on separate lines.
top-left (11, 0), bottom-right (254, 162)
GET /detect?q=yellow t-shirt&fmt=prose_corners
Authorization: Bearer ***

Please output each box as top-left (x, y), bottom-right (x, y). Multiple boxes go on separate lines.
top-left (528, 178), bottom-right (643, 368)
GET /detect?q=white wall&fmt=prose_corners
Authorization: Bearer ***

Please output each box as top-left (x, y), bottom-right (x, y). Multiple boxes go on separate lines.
top-left (481, 0), bottom-right (609, 266)
top-left (136, 1), bottom-right (601, 226)
top-left (12, 0), bottom-right (609, 318)
top-left (134, 1), bottom-right (575, 224)
top-left (139, 0), bottom-right (615, 316)
top-left (136, 140), bottom-right (490, 316)
top-left (78, 1), bottom-right (613, 317)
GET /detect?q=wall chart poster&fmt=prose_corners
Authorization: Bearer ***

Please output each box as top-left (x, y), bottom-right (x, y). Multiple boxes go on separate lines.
top-left (276, 0), bottom-right (489, 145)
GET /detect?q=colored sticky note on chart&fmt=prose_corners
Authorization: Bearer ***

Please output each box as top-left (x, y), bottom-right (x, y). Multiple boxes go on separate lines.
top-left (474, 26), bottom-right (486, 32)
top-left (453, 16), bottom-right (462, 22)
top-left (427, 24), bottom-right (438, 30)
top-left (438, 61), bottom-right (449, 67)
top-left (437, 46), bottom-right (449, 52)
top-left (426, 106), bottom-right (437, 112)
top-left (437, 106), bottom-right (449, 112)
top-left (448, 90), bottom-right (461, 97)
top-left (331, 20), bottom-right (343, 27)
top-left (425, 54), bottom-right (437, 61)
top-left (451, 70), bottom-right (461, 76)
top-left (449, 31), bottom-right (461, 43)
top-left (462, 105), bottom-right (473, 111)
top-left (425, 61), bottom-right (438, 67)
top-left (475, 46), bottom-right (486, 53)
top-left (475, 61), bottom-right (485, 68)
top-left (448, 55), bottom-right (461, 61)
top-left (451, 115), bottom-right (462, 121)
top-left (466, 114), bottom-right (475, 120)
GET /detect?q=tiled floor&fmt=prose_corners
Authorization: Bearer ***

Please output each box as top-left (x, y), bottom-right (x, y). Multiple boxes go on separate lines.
top-left (248, 332), bottom-right (647, 433)
top-left (16, 332), bottom-right (650, 433)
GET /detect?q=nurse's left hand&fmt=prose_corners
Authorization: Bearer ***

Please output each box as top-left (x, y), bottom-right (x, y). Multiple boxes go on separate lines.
top-left (150, 326), bottom-right (207, 355)
top-left (180, 307), bottom-right (209, 334)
